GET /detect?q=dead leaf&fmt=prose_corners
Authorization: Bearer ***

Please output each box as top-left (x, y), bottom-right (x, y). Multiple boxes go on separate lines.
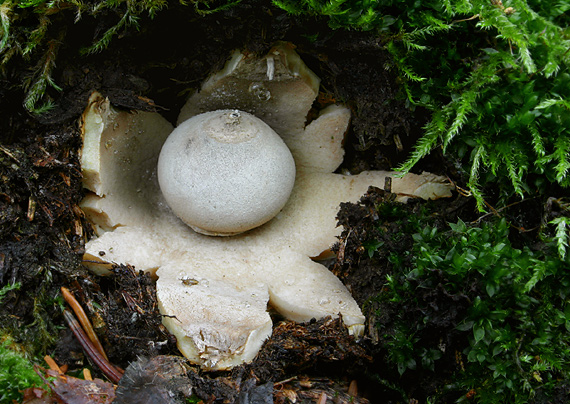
top-left (37, 368), bottom-right (116, 404)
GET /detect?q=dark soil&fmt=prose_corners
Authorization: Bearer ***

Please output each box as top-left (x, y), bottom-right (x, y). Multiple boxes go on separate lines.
top-left (0, 1), bottom-right (549, 403)
top-left (331, 188), bottom-right (476, 402)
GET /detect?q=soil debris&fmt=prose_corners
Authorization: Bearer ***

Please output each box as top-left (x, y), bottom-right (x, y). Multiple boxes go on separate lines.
top-left (30, 366), bottom-right (116, 404)
top-left (114, 356), bottom-right (193, 404)
top-left (246, 317), bottom-right (372, 381)
top-left (75, 264), bottom-right (179, 365)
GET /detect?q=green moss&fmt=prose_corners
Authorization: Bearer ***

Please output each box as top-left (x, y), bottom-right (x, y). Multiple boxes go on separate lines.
top-left (0, 337), bottom-right (45, 404)
top-left (0, 282), bottom-right (20, 303)
top-left (0, 0), bottom-right (239, 113)
top-left (2, 0), bottom-right (569, 210)
top-left (272, 1), bottom-right (570, 212)
top-left (367, 205), bottom-right (570, 403)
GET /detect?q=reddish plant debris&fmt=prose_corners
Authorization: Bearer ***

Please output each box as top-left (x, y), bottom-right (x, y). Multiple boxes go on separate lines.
top-left (33, 367), bottom-right (116, 404)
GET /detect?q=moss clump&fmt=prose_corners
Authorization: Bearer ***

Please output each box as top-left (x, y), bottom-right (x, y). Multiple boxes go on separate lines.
top-left (273, 0), bottom-right (570, 212)
top-left (3, 0), bottom-right (570, 215)
top-left (335, 192), bottom-right (570, 403)
top-left (386, 217), bottom-right (570, 403)
top-left (0, 337), bottom-right (45, 403)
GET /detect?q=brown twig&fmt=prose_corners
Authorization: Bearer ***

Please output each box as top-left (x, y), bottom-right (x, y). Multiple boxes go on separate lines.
top-left (44, 355), bottom-right (63, 374)
top-left (452, 14), bottom-right (480, 24)
top-left (472, 197), bottom-right (541, 233)
top-left (317, 392), bottom-right (327, 404)
top-left (62, 309), bottom-right (124, 383)
top-left (348, 379), bottom-right (358, 397)
top-left (61, 286), bottom-right (109, 362)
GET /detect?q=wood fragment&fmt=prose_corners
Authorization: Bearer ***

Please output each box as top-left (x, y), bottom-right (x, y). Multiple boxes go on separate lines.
top-left (61, 286), bottom-right (109, 361)
top-left (275, 376), bottom-right (298, 386)
top-left (37, 365), bottom-right (116, 404)
top-left (44, 355), bottom-right (63, 374)
top-left (279, 389), bottom-right (298, 403)
top-left (348, 379), bottom-right (358, 397)
top-left (60, 172), bottom-right (71, 186)
top-left (27, 198), bottom-right (36, 221)
top-left (0, 145), bottom-right (19, 161)
top-left (63, 309), bottom-right (124, 383)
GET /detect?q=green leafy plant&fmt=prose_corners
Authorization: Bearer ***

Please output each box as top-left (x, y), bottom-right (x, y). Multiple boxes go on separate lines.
top-left (0, 337), bottom-right (45, 404)
top-left (370, 206), bottom-right (570, 403)
top-left (272, 0), bottom-right (570, 211)
top-left (0, 0), bottom-right (239, 112)
top-left (0, 282), bottom-right (20, 303)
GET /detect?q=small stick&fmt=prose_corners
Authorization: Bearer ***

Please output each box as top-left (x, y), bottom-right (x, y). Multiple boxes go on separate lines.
top-left (275, 376), bottom-right (298, 386)
top-left (83, 368), bottom-right (93, 381)
top-left (63, 309), bottom-right (123, 383)
top-left (348, 379), bottom-right (358, 397)
top-left (44, 355), bottom-right (63, 374)
top-left (61, 286), bottom-right (109, 362)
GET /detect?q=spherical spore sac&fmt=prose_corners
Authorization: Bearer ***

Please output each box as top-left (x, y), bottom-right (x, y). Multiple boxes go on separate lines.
top-left (157, 109), bottom-right (296, 236)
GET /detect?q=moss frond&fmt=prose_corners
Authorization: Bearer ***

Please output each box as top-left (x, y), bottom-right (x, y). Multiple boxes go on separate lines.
top-left (442, 89), bottom-right (476, 152)
top-left (22, 14), bottom-right (50, 55)
top-left (0, 2), bottom-right (13, 54)
top-left (22, 37), bottom-right (61, 113)
top-left (0, 283), bottom-right (21, 303)
top-left (398, 111), bottom-right (447, 173)
top-left (84, 9), bottom-right (139, 54)
top-left (553, 136), bottom-right (570, 185)
top-left (529, 122), bottom-right (546, 158)
top-left (192, 0), bottom-right (241, 15)
top-left (467, 143), bottom-right (487, 211)
top-left (549, 217), bottom-right (570, 259)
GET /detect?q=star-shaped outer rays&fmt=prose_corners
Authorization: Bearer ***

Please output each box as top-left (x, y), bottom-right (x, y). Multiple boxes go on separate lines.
top-left (79, 42), bottom-right (454, 370)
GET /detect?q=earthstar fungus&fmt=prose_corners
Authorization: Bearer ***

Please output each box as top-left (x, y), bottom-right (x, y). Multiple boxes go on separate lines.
top-left (80, 43), bottom-right (454, 370)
